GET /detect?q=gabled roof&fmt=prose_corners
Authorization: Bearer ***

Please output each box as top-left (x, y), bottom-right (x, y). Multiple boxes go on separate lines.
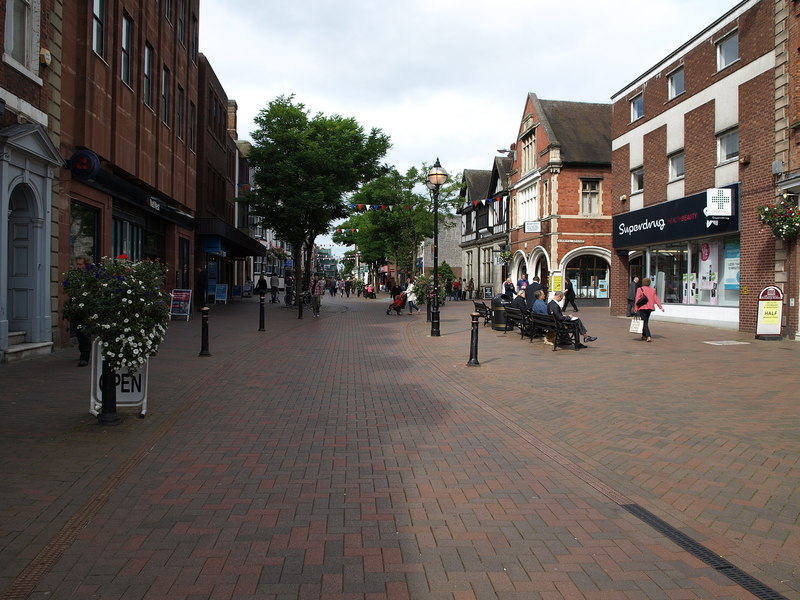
top-left (491, 156), bottom-right (513, 191)
top-left (529, 93), bottom-right (611, 165)
top-left (461, 169), bottom-right (492, 200)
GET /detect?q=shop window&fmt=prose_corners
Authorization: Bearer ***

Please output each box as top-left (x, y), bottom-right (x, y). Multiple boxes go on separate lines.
top-left (178, 237), bottom-right (190, 288)
top-left (70, 201), bottom-right (100, 263)
top-left (564, 255), bottom-right (609, 299)
top-left (113, 217), bottom-right (143, 261)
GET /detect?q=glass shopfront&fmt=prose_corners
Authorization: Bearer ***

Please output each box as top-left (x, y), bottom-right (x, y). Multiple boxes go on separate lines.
top-left (564, 255), bottom-right (609, 299)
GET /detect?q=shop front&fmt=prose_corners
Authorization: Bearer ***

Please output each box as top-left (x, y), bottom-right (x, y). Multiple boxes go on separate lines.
top-left (613, 184), bottom-right (740, 328)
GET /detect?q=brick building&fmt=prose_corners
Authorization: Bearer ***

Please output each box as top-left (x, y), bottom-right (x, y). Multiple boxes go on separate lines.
top-left (610, 0), bottom-right (781, 334)
top-left (0, 0), bottom-right (64, 361)
top-left (508, 93), bottom-right (612, 303)
top-left (58, 1), bottom-right (200, 345)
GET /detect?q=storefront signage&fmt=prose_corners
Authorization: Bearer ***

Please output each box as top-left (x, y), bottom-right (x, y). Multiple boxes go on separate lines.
top-left (90, 340), bottom-right (149, 416)
top-left (523, 221), bottom-right (541, 233)
top-left (204, 237), bottom-right (223, 254)
top-left (706, 188), bottom-right (733, 219)
top-left (559, 239), bottom-right (585, 243)
top-left (169, 289), bottom-right (192, 320)
top-left (483, 286), bottom-right (493, 299)
top-left (756, 285), bottom-right (784, 340)
top-left (148, 197), bottom-right (161, 211)
top-left (613, 184), bottom-right (739, 248)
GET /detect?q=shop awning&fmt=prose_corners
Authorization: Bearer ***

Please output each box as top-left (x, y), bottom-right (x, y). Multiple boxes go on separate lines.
top-left (196, 218), bottom-right (266, 258)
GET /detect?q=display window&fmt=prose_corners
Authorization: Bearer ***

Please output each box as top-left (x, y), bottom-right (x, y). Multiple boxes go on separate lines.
top-left (639, 235), bottom-right (739, 307)
top-left (565, 255), bottom-right (610, 299)
top-left (70, 200), bottom-right (100, 263)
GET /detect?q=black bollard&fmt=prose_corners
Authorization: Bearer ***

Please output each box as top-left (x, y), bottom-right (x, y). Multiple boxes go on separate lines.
top-left (199, 306), bottom-right (211, 356)
top-left (467, 312), bottom-right (480, 367)
top-left (258, 294), bottom-right (265, 331)
top-left (426, 300), bottom-right (431, 323)
top-left (98, 358), bottom-right (121, 425)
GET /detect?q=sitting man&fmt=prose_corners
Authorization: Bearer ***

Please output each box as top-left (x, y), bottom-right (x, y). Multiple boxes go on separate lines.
top-left (531, 289), bottom-right (548, 315)
top-left (511, 287), bottom-right (528, 312)
top-left (548, 290), bottom-right (598, 344)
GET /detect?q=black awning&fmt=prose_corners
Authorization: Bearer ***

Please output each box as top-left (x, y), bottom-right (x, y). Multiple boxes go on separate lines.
top-left (196, 217), bottom-right (266, 257)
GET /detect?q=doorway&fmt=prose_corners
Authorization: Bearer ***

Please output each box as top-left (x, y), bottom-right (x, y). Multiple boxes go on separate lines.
top-left (7, 186), bottom-right (35, 339)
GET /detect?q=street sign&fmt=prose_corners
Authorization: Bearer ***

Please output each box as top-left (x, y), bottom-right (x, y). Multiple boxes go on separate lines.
top-left (90, 339), bottom-right (149, 416)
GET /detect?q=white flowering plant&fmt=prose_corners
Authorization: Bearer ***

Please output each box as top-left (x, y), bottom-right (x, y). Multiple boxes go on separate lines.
top-left (758, 199), bottom-right (800, 240)
top-left (62, 256), bottom-right (170, 373)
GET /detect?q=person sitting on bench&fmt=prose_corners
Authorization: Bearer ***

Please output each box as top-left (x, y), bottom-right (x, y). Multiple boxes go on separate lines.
top-left (531, 289), bottom-right (548, 315)
top-left (548, 291), bottom-right (598, 344)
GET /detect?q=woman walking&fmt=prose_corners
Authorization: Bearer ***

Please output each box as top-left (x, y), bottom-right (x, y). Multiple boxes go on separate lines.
top-left (634, 277), bottom-right (664, 342)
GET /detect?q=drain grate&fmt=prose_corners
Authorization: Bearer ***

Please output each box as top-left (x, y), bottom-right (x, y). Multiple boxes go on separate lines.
top-left (621, 504), bottom-right (789, 600)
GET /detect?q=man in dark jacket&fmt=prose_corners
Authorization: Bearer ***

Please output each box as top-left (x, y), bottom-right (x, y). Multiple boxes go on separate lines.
top-left (626, 276), bottom-right (640, 316)
top-left (548, 291), bottom-right (597, 343)
top-left (525, 276), bottom-right (543, 311)
top-left (511, 288), bottom-right (528, 311)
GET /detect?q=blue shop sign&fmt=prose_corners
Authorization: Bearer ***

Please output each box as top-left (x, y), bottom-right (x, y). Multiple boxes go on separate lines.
top-left (204, 237), bottom-right (223, 254)
top-left (613, 184), bottom-right (739, 248)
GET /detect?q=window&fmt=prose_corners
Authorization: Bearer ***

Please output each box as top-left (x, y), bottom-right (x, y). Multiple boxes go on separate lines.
top-left (6, 0), bottom-right (41, 75)
top-left (163, 0), bottom-right (172, 21)
top-left (161, 67), bottom-right (170, 125)
top-left (143, 43), bottom-right (153, 106)
top-left (188, 102), bottom-right (196, 150)
top-left (581, 180), bottom-right (600, 216)
top-left (113, 217), bottom-right (143, 262)
top-left (717, 128), bottom-right (739, 163)
top-left (517, 183), bottom-right (538, 224)
top-left (716, 31), bottom-right (738, 70)
top-left (92, 0), bottom-right (105, 57)
top-left (630, 93), bottom-right (644, 121)
top-left (631, 168), bottom-right (644, 193)
top-left (521, 133), bottom-right (536, 174)
top-left (70, 200), bottom-right (100, 262)
top-left (668, 67), bottom-right (684, 99)
top-left (190, 13), bottom-right (199, 63)
top-left (177, 0), bottom-right (186, 43)
top-left (121, 13), bottom-right (133, 85)
top-left (176, 86), bottom-right (184, 139)
top-left (669, 152), bottom-right (685, 180)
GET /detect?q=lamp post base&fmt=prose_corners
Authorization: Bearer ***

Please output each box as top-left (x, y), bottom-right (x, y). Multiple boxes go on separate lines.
top-left (430, 310), bottom-right (441, 337)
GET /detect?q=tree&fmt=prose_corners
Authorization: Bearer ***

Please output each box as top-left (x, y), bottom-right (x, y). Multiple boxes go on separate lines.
top-left (247, 95), bottom-right (390, 315)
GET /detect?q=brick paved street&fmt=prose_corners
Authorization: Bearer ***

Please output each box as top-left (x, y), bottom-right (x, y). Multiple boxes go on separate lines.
top-left (1, 294), bottom-right (798, 599)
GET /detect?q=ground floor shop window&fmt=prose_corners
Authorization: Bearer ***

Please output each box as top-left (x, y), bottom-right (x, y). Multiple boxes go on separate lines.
top-left (638, 235), bottom-right (739, 307)
top-left (70, 200), bottom-right (99, 263)
top-left (113, 217), bottom-right (143, 261)
top-left (564, 255), bottom-right (609, 298)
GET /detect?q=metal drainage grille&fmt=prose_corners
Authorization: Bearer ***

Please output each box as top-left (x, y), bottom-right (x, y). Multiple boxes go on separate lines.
top-left (621, 504), bottom-right (789, 600)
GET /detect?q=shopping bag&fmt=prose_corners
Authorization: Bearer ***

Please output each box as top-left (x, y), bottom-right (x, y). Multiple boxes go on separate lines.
top-left (629, 316), bottom-right (643, 334)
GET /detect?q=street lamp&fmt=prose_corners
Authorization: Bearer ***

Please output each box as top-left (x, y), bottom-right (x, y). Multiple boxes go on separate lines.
top-left (427, 158), bottom-right (448, 337)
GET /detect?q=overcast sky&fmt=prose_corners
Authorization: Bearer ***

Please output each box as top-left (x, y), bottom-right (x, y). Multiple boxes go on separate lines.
top-left (199, 0), bottom-right (739, 252)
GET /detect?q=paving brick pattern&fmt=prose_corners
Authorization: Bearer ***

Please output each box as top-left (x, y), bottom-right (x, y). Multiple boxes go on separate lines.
top-left (0, 295), bottom-right (797, 599)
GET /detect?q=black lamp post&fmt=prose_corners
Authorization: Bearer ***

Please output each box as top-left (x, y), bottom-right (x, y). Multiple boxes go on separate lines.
top-left (427, 158), bottom-right (448, 337)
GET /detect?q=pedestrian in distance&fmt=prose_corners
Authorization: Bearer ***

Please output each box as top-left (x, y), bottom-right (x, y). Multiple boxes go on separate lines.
top-left (467, 278), bottom-right (475, 299)
top-left (254, 275), bottom-right (268, 298)
top-left (503, 277), bottom-right (515, 297)
top-left (563, 278), bottom-right (579, 311)
top-left (634, 277), bottom-right (664, 342)
top-left (269, 273), bottom-right (280, 303)
top-left (626, 276), bottom-right (640, 316)
top-left (310, 273), bottom-right (325, 317)
top-left (406, 279), bottom-right (420, 314)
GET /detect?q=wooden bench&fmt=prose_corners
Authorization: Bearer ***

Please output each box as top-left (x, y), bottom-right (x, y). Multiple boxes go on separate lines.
top-left (527, 312), bottom-right (582, 351)
top-left (503, 306), bottom-right (536, 340)
top-left (472, 300), bottom-right (492, 326)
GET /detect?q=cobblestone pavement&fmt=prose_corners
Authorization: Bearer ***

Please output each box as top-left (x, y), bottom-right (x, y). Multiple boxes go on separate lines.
top-left (0, 293), bottom-right (797, 599)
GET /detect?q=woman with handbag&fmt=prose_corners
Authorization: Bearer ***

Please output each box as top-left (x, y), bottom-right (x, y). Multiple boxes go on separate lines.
top-left (634, 277), bottom-right (664, 342)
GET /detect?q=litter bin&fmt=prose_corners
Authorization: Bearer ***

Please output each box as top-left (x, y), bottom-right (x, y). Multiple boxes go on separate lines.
top-left (491, 294), bottom-right (513, 331)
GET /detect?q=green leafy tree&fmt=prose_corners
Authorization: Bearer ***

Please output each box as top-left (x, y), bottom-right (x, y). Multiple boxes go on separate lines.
top-left (247, 95), bottom-right (390, 314)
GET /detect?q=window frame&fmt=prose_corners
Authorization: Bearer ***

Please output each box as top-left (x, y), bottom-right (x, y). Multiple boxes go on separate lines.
top-left (92, 0), bottom-right (105, 58)
top-left (717, 128), bottom-right (739, 164)
top-left (120, 12), bottom-right (133, 86)
top-left (161, 66), bottom-right (170, 125)
top-left (176, 85), bottom-right (185, 140)
top-left (630, 93), bottom-right (644, 122)
top-left (177, 0), bottom-right (186, 44)
top-left (631, 167), bottom-right (644, 194)
top-left (716, 30), bottom-right (739, 71)
top-left (4, 0), bottom-right (43, 81)
top-left (668, 151), bottom-right (685, 181)
top-left (580, 179), bottom-right (601, 216)
top-left (667, 66), bottom-right (685, 100)
top-left (143, 43), bottom-right (153, 107)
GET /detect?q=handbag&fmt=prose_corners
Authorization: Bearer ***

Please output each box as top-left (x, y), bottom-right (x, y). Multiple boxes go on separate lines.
top-left (636, 291), bottom-right (648, 308)
top-left (629, 316), bottom-right (644, 334)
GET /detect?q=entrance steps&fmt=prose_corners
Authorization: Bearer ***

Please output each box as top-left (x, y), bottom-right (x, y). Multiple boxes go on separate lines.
top-left (1, 331), bottom-right (53, 363)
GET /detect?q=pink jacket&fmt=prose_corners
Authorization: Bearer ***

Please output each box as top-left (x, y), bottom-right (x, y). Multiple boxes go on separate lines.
top-left (635, 286), bottom-right (663, 311)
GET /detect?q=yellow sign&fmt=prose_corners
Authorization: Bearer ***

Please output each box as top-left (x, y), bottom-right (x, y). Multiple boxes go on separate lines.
top-left (760, 301), bottom-right (780, 325)
top-left (550, 274), bottom-right (563, 292)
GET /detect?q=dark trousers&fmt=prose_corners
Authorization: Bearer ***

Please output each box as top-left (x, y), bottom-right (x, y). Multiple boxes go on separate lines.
top-left (626, 299), bottom-right (635, 316)
top-left (564, 295), bottom-right (578, 311)
top-left (639, 309), bottom-right (653, 337)
top-left (76, 329), bottom-right (92, 361)
top-left (271, 286), bottom-right (278, 303)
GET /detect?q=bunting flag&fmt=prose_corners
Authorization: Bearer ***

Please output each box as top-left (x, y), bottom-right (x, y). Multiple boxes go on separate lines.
top-left (464, 195), bottom-right (508, 211)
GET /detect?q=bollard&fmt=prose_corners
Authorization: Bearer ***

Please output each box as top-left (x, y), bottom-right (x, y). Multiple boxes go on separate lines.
top-left (199, 306), bottom-right (211, 356)
top-left (467, 312), bottom-right (480, 366)
top-left (258, 294), bottom-right (266, 331)
top-left (98, 359), bottom-right (121, 425)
